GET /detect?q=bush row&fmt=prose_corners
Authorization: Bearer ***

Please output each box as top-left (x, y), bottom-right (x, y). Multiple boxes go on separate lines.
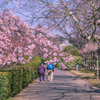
top-left (0, 66), bottom-right (39, 100)
top-left (0, 72), bottom-right (11, 100)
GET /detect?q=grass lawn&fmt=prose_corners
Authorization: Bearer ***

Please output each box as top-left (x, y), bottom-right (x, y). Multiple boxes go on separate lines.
top-left (6, 97), bottom-right (13, 100)
top-left (78, 67), bottom-right (95, 73)
top-left (70, 69), bottom-right (100, 88)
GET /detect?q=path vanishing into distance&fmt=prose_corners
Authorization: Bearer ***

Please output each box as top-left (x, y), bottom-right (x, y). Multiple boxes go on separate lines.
top-left (13, 68), bottom-right (100, 100)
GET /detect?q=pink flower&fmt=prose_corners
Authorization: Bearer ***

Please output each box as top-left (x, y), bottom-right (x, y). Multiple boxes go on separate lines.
top-left (28, 44), bottom-right (35, 49)
top-left (43, 48), bottom-right (48, 52)
top-left (29, 56), bottom-right (32, 59)
top-left (59, 53), bottom-right (63, 57)
top-left (7, 61), bottom-right (11, 65)
top-left (18, 57), bottom-right (24, 61)
top-left (43, 53), bottom-right (48, 59)
top-left (0, 59), bottom-right (3, 64)
top-left (24, 52), bottom-right (29, 55)
top-left (0, 19), bottom-right (2, 25)
top-left (28, 50), bottom-right (32, 54)
top-left (0, 54), bottom-right (3, 58)
top-left (12, 57), bottom-right (17, 62)
top-left (49, 52), bottom-right (52, 55)
top-left (53, 62), bottom-right (57, 65)
top-left (53, 52), bottom-right (57, 56)
top-left (22, 62), bottom-right (25, 64)
top-left (62, 57), bottom-right (66, 60)
top-left (3, 62), bottom-right (6, 66)
top-left (27, 39), bottom-right (31, 43)
top-left (18, 49), bottom-right (22, 53)
top-left (33, 61), bottom-right (35, 63)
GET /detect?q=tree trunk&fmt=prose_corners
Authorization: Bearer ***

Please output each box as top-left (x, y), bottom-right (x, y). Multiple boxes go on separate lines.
top-left (96, 54), bottom-right (99, 79)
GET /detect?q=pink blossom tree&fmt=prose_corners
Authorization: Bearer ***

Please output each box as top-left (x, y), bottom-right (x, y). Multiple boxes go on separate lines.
top-left (0, 10), bottom-right (73, 69)
top-left (0, 10), bottom-right (36, 68)
top-left (34, 25), bottom-right (73, 69)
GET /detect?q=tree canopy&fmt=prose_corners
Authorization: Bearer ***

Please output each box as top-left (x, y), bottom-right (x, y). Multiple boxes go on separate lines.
top-left (63, 45), bottom-right (80, 56)
top-left (0, 0), bottom-right (100, 49)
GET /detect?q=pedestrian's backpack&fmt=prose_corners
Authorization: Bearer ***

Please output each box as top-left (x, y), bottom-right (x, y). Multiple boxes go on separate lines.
top-left (39, 66), bottom-right (45, 74)
top-left (48, 63), bottom-right (53, 70)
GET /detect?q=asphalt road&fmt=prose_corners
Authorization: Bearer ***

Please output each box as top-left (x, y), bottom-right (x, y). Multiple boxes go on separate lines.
top-left (13, 68), bottom-right (100, 100)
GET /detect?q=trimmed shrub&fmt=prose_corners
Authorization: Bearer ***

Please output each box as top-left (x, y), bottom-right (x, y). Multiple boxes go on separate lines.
top-left (1, 67), bottom-right (23, 96)
top-left (28, 66), bottom-right (38, 83)
top-left (30, 67), bottom-right (35, 83)
top-left (23, 56), bottom-right (41, 79)
top-left (20, 58), bottom-right (40, 80)
top-left (21, 66), bottom-right (31, 88)
top-left (34, 66), bottom-right (38, 79)
top-left (0, 72), bottom-right (11, 100)
top-left (20, 66), bottom-right (38, 86)
top-left (0, 59), bottom-right (41, 99)
top-left (30, 67), bottom-right (37, 83)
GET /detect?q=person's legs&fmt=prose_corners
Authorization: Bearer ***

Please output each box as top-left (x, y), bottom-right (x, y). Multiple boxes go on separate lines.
top-left (42, 74), bottom-right (45, 82)
top-left (50, 71), bottom-right (53, 82)
top-left (39, 75), bottom-right (42, 82)
top-left (48, 71), bottom-right (51, 80)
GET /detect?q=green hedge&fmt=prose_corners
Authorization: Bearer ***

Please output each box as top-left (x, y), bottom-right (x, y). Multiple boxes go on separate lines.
top-left (0, 72), bottom-right (11, 100)
top-left (0, 55), bottom-right (41, 100)
top-left (21, 66), bottom-right (31, 88)
top-left (1, 67), bottom-right (23, 96)
top-left (23, 56), bottom-right (41, 79)
top-left (30, 67), bottom-right (34, 83)
top-left (11, 67), bottom-right (23, 95)
top-left (0, 64), bottom-right (39, 100)
top-left (34, 66), bottom-right (38, 79)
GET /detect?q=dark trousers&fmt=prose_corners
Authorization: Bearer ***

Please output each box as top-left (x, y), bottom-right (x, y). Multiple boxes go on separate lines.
top-left (39, 74), bottom-right (45, 82)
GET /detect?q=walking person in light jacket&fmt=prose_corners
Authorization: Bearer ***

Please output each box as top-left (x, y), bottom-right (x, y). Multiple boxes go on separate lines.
top-left (47, 62), bottom-right (54, 82)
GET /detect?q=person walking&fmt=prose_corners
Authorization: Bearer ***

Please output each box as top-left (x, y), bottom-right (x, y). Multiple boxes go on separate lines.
top-left (76, 64), bottom-right (79, 72)
top-left (47, 62), bottom-right (54, 82)
top-left (38, 63), bottom-right (45, 83)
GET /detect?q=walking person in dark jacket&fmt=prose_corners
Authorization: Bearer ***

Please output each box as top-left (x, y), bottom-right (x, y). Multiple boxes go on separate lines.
top-left (38, 63), bottom-right (45, 83)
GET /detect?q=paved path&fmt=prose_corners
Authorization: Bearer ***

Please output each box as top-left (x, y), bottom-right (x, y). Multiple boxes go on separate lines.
top-left (13, 68), bottom-right (100, 100)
